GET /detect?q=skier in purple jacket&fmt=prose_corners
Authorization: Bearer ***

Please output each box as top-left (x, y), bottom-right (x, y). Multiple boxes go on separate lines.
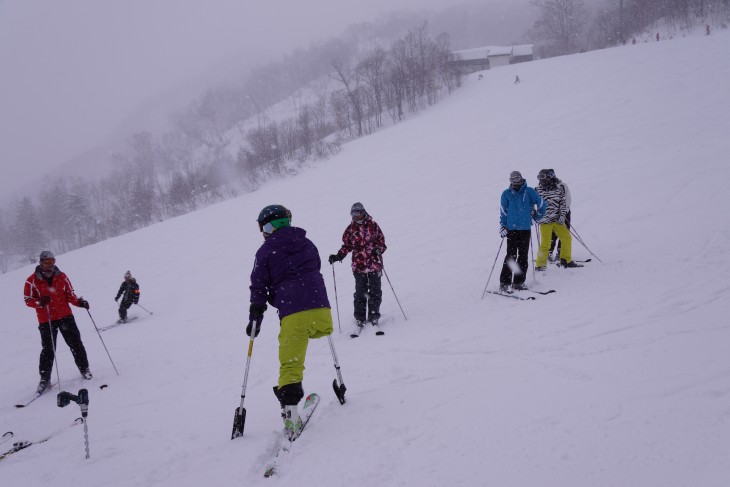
top-left (247, 204), bottom-right (333, 440)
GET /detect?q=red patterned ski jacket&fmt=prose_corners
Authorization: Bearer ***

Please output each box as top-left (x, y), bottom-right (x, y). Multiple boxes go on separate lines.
top-left (24, 266), bottom-right (83, 323)
top-left (336, 215), bottom-right (387, 273)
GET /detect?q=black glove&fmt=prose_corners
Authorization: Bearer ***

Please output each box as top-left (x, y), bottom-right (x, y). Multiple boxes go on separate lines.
top-left (249, 303), bottom-right (267, 320)
top-left (114, 296), bottom-right (119, 302)
top-left (38, 296), bottom-right (51, 307)
top-left (372, 248), bottom-right (382, 257)
top-left (328, 254), bottom-right (343, 264)
top-left (78, 298), bottom-right (90, 309)
top-left (245, 319), bottom-right (261, 338)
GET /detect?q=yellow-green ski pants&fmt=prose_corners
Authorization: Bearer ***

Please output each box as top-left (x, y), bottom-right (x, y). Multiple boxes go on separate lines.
top-left (278, 307), bottom-right (333, 388)
top-left (536, 222), bottom-right (573, 267)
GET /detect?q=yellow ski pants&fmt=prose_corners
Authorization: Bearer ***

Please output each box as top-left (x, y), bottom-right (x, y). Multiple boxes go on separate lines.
top-left (536, 222), bottom-right (573, 267)
top-left (278, 307), bottom-right (333, 388)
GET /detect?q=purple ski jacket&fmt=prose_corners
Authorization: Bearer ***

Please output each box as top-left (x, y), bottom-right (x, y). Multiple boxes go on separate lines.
top-left (249, 226), bottom-right (330, 320)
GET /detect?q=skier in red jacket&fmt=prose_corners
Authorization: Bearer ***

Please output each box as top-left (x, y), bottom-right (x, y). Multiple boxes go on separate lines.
top-left (24, 251), bottom-right (92, 394)
top-left (329, 202), bottom-right (387, 332)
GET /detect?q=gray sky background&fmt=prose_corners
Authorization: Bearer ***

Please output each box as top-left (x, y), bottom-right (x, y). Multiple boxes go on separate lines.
top-left (0, 0), bottom-right (494, 200)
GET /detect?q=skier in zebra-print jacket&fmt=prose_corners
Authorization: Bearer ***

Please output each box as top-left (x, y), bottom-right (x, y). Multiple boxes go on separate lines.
top-left (535, 169), bottom-right (579, 269)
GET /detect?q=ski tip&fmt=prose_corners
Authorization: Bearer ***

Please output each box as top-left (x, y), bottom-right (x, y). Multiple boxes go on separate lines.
top-left (14, 404), bottom-right (26, 408)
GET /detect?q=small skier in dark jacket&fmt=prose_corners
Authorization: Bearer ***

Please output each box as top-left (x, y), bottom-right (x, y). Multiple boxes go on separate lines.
top-left (114, 271), bottom-right (140, 323)
top-left (247, 205), bottom-right (334, 441)
top-left (24, 251), bottom-right (92, 394)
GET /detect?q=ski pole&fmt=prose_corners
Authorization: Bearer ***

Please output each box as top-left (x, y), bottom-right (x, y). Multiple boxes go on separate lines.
top-left (569, 224), bottom-right (603, 263)
top-left (481, 238), bottom-right (504, 299)
top-left (134, 303), bottom-right (154, 315)
top-left (529, 231), bottom-right (536, 281)
top-left (46, 306), bottom-right (62, 390)
top-left (57, 389), bottom-right (90, 459)
top-left (85, 310), bottom-right (120, 376)
top-left (326, 335), bottom-right (347, 405)
top-left (231, 317), bottom-right (260, 439)
top-left (377, 257), bottom-right (407, 321)
top-left (330, 265), bottom-right (342, 334)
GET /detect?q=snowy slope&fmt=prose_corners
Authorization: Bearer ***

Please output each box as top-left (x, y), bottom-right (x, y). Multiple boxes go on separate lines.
top-left (1, 30), bottom-right (729, 487)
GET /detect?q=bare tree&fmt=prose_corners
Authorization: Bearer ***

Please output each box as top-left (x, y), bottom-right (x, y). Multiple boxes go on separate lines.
top-left (13, 197), bottom-right (45, 261)
top-left (331, 59), bottom-right (365, 137)
top-left (531, 0), bottom-right (590, 56)
top-left (0, 208), bottom-right (10, 272)
top-left (357, 47), bottom-right (388, 129)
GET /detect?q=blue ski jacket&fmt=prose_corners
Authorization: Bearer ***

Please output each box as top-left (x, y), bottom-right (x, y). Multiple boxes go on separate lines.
top-left (499, 184), bottom-right (547, 230)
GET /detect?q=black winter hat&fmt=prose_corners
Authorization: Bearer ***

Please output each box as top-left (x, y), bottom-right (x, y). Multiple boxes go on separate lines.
top-left (39, 250), bottom-right (55, 261)
top-left (350, 202), bottom-right (365, 216)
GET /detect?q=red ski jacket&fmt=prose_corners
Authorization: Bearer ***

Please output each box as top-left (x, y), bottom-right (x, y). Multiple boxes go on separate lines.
top-left (336, 215), bottom-right (387, 273)
top-left (24, 266), bottom-right (83, 323)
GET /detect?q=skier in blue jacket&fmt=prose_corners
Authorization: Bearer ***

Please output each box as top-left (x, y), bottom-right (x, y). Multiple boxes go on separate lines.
top-left (247, 204), bottom-right (333, 440)
top-left (498, 171), bottom-right (546, 292)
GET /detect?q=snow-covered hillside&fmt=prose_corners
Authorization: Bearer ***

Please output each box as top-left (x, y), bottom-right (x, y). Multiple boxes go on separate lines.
top-left (1, 29), bottom-right (729, 487)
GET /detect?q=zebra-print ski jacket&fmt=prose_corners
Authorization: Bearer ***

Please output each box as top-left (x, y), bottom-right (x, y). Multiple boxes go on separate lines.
top-left (536, 183), bottom-right (567, 224)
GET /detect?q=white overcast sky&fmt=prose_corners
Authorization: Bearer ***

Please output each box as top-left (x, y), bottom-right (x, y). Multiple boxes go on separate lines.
top-left (0, 0), bottom-right (457, 200)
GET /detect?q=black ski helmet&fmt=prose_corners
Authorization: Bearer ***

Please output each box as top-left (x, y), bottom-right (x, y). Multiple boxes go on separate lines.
top-left (257, 205), bottom-right (292, 233)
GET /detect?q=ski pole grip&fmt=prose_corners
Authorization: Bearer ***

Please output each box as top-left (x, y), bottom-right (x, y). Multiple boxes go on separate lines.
top-left (57, 391), bottom-right (73, 408)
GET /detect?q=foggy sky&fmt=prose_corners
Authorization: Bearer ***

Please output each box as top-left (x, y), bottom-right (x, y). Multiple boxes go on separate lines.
top-left (0, 0), bottom-right (460, 200)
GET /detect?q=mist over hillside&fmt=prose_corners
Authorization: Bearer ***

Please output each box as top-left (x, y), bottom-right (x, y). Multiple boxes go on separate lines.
top-left (1, 25), bottom-right (728, 487)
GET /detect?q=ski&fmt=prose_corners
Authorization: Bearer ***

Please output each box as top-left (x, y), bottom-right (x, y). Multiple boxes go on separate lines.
top-left (550, 258), bottom-right (590, 266)
top-left (351, 320), bottom-right (385, 338)
top-left (0, 432), bottom-right (13, 446)
top-left (371, 321), bottom-right (385, 336)
top-left (263, 393), bottom-right (320, 478)
top-left (349, 324), bottom-right (364, 338)
top-left (0, 418), bottom-right (82, 462)
top-left (523, 289), bottom-right (556, 295)
top-left (14, 381), bottom-right (58, 408)
top-left (99, 316), bottom-right (138, 332)
top-left (485, 291), bottom-right (536, 301)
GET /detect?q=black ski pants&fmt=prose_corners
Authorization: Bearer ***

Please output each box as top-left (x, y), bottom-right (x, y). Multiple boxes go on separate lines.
top-left (353, 271), bottom-right (382, 322)
top-left (500, 230), bottom-right (532, 286)
top-left (118, 299), bottom-right (134, 320)
top-left (38, 315), bottom-right (89, 380)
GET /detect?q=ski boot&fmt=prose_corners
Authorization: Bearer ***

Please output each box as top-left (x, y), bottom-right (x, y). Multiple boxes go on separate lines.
top-left (282, 405), bottom-right (303, 441)
top-left (560, 259), bottom-right (581, 268)
top-left (36, 378), bottom-right (51, 395)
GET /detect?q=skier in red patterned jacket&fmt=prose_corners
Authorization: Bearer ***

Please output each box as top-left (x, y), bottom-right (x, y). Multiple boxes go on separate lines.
top-left (24, 251), bottom-right (92, 395)
top-left (329, 202), bottom-right (387, 330)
